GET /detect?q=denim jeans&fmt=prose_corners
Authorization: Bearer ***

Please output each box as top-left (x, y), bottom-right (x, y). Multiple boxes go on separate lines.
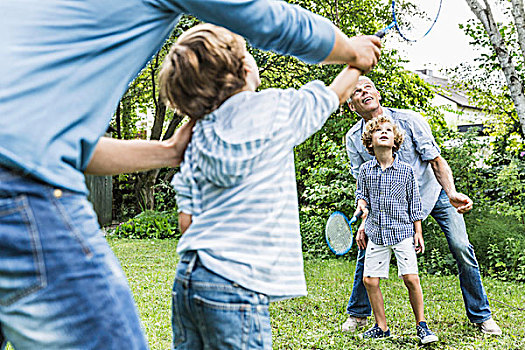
top-left (172, 251), bottom-right (272, 350)
top-left (0, 166), bottom-right (148, 349)
top-left (346, 189), bottom-right (492, 323)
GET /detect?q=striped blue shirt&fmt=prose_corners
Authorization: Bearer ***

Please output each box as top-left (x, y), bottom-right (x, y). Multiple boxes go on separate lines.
top-left (356, 156), bottom-right (424, 246)
top-left (172, 81), bottom-right (339, 300)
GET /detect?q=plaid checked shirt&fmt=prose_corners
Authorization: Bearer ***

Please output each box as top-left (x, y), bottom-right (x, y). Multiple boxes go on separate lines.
top-left (356, 156), bottom-right (424, 246)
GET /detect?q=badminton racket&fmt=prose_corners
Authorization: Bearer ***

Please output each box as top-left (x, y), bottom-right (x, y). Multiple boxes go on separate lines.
top-left (375, 0), bottom-right (443, 42)
top-left (325, 210), bottom-right (363, 255)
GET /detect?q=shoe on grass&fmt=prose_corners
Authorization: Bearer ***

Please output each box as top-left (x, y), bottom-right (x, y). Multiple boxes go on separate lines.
top-left (416, 321), bottom-right (439, 344)
top-left (358, 324), bottom-right (391, 339)
top-left (341, 316), bottom-right (367, 332)
top-left (475, 317), bottom-right (502, 335)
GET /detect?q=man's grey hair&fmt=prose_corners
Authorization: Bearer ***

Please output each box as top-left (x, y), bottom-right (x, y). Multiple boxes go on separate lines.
top-left (358, 75), bottom-right (374, 84)
top-left (346, 76), bottom-right (376, 104)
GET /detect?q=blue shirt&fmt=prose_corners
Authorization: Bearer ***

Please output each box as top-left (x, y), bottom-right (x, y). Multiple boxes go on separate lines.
top-left (0, 0), bottom-right (335, 194)
top-left (356, 156), bottom-right (424, 246)
top-left (346, 108), bottom-right (442, 218)
top-left (172, 81), bottom-right (339, 300)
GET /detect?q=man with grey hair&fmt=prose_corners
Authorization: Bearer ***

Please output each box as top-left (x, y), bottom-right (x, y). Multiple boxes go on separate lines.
top-left (342, 76), bottom-right (502, 335)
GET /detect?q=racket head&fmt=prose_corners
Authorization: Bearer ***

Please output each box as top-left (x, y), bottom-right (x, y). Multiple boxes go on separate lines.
top-left (392, 0), bottom-right (442, 42)
top-left (325, 211), bottom-right (354, 255)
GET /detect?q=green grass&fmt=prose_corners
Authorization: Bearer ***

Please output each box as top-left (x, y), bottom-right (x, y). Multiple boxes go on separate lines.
top-left (109, 238), bottom-right (525, 350)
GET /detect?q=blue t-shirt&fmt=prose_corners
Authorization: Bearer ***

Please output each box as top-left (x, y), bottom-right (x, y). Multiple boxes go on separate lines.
top-left (0, 0), bottom-right (335, 193)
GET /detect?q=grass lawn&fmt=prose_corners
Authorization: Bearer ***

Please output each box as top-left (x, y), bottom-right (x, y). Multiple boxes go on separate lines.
top-left (109, 238), bottom-right (525, 350)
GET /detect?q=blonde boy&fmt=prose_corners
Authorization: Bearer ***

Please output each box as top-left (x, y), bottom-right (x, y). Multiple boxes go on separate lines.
top-left (354, 115), bottom-right (438, 344)
top-left (159, 23), bottom-right (371, 349)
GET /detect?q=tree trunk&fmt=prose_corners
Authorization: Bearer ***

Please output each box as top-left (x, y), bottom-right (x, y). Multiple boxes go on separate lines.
top-left (464, 0), bottom-right (525, 136)
top-left (510, 0), bottom-right (525, 59)
top-left (163, 111), bottom-right (185, 140)
top-left (116, 103), bottom-right (122, 139)
top-left (134, 53), bottom-right (168, 210)
top-left (133, 106), bottom-right (182, 210)
top-left (135, 168), bottom-right (160, 211)
top-left (159, 111), bottom-right (186, 184)
top-left (150, 101), bottom-right (166, 141)
top-left (149, 54), bottom-right (166, 141)
top-left (333, 0), bottom-right (340, 28)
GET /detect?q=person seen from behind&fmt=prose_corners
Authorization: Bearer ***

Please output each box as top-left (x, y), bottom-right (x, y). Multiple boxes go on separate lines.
top-left (159, 23), bottom-right (380, 349)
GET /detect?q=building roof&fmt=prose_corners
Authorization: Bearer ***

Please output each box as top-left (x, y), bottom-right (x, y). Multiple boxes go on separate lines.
top-left (415, 69), bottom-right (481, 110)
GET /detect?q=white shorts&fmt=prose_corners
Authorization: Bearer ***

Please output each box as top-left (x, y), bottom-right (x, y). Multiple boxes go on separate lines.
top-left (363, 237), bottom-right (418, 279)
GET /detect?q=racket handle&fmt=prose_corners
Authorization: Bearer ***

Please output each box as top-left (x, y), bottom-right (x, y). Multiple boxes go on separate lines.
top-left (375, 28), bottom-right (387, 38)
top-left (349, 209), bottom-right (365, 224)
top-left (375, 22), bottom-right (395, 38)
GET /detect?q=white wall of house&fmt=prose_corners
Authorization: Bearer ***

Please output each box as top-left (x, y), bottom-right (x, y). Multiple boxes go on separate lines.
top-left (431, 94), bottom-right (485, 128)
top-left (415, 70), bottom-right (486, 129)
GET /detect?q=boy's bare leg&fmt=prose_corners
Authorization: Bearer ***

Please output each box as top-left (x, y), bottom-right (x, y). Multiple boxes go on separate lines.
top-left (363, 277), bottom-right (388, 331)
top-left (402, 274), bottom-right (425, 323)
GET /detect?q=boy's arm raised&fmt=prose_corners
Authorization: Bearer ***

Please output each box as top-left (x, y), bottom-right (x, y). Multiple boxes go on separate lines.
top-left (329, 67), bottom-right (362, 104)
top-left (285, 67), bottom-right (365, 147)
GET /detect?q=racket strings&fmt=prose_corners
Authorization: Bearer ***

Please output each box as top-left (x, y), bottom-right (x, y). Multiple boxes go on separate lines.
top-left (326, 216), bottom-right (352, 254)
top-left (393, 0), bottom-right (442, 41)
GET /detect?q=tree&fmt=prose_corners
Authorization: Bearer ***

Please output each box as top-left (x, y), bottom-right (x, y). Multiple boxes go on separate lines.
top-left (110, 16), bottom-right (198, 213)
top-left (441, 1), bottom-right (525, 223)
top-left (110, 0), bottom-right (438, 219)
top-left (284, 0), bottom-right (438, 257)
top-left (464, 0), bottom-right (525, 136)
top-left (132, 52), bottom-right (185, 211)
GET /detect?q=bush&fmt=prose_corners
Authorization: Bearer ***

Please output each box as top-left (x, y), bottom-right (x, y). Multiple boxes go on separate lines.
top-left (112, 171), bottom-right (179, 222)
top-left (295, 133), bottom-right (359, 260)
top-left (467, 210), bottom-right (525, 281)
top-left (113, 210), bottom-right (180, 239)
top-left (113, 173), bottom-right (141, 221)
top-left (418, 209), bottom-right (525, 281)
top-left (152, 178), bottom-right (178, 212)
top-left (300, 209), bottom-right (337, 260)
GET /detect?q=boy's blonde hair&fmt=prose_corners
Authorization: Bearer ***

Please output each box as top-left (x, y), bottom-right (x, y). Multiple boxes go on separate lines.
top-left (361, 115), bottom-right (404, 155)
top-left (159, 23), bottom-right (247, 120)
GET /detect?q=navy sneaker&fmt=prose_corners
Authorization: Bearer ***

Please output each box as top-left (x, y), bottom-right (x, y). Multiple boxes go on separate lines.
top-left (359, 324), bottom-right (391, 339)
top-left (416, 321), bottom-right (439, 344)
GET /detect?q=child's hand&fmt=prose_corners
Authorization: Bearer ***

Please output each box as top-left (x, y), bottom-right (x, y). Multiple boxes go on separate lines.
top-left (414, 232), bottom-right (425, 254)
top-left (354, 204), bottom-right (368, 220)
top-left (355, 199), bottom-right (368, 219)
top-left (356, 223), bottom-right (367, 250)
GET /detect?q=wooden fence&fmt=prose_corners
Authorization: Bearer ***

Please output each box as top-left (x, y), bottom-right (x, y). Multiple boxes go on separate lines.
top-left (86, 174), bottom-right (113, 226)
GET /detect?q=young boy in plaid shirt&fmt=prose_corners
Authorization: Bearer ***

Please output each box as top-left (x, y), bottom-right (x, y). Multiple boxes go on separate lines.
top-left (354, 115), bottom-right (438, 344)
